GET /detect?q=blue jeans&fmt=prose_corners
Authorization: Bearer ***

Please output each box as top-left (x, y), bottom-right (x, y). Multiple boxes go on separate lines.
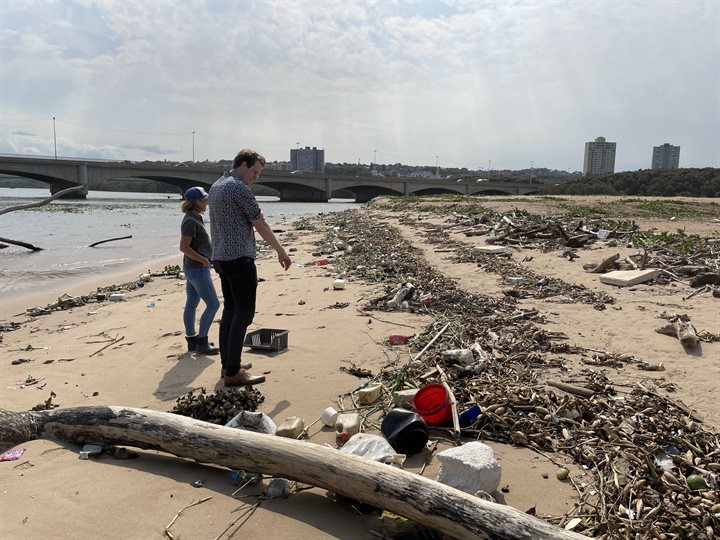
top-left (213, 258), bottom-right (257, 377)
top-left (183, 266), bottom-right (220, 337)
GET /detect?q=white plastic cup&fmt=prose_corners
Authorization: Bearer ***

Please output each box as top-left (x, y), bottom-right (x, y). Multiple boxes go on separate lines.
top-left (321, 407), bottom-right (339, 427)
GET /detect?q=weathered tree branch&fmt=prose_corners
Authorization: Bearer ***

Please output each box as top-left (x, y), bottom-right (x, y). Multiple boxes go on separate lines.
top-left (0, 406), bottom-right (585, 540)
top-left (0, 186), bottom-right (86, 216)
top-left (0, 236), bottom-right (43, 251)
top-left (0, 186), bottom-right (87, 250)
top-left (89, 235), bottom-right (132, 248)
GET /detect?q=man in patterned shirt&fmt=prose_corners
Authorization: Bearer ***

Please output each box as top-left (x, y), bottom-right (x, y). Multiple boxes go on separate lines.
top-left (209, 149), bottom-right (292, 387)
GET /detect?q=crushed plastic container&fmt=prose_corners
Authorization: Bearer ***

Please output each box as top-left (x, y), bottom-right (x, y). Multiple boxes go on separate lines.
top-left (388, 334), bottom-right (408, 345)
top-left (459, 404), bottom-right (482, 428)
top-left (109, 293), bottom-right (127, 302)
top-left (276, 416), bottom-right (305, 439)
top-left (356, 382), bottom-right (383, 405)
top-left (333, 278), bottom-right (346, 290)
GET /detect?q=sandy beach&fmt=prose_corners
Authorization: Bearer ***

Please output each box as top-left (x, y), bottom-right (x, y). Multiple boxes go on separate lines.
top-left (0, 195), bottom-right (718, 539)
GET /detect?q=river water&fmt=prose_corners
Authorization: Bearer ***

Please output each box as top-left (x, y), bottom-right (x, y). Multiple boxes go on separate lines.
top-left (0, 188), bottom-right (360, 298)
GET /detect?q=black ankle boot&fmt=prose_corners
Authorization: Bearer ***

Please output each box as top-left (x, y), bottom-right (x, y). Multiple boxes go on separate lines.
top-left (196, 336), bottom-right (219, 355)
top-left (185, 336), bottom-right (197, 352)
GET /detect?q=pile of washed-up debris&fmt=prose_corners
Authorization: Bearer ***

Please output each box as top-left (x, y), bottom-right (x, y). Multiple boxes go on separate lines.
top-left (310, 208), bottom-right (718, 540)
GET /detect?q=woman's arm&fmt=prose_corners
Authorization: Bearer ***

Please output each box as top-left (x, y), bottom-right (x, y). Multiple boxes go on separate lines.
top-left (179, 236), bottom-right (210, 266)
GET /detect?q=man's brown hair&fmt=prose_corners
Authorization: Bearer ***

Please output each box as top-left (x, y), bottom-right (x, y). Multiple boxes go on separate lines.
top-left (232, 149), bottom-right (266, 169)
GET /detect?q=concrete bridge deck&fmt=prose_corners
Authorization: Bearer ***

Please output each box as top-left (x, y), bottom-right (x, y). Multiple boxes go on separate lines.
top-left (0, 155), bottom-right (539, 202)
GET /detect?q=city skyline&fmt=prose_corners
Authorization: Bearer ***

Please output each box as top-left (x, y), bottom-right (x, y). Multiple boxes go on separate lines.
top-left (1, 1), bottom-right (718, 172)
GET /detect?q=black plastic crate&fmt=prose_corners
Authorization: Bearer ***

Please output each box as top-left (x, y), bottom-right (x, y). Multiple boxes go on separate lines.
top-left (244, 328), bottom-right (289, 352)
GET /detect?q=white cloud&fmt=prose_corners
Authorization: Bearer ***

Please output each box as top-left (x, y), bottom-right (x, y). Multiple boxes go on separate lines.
top-left (1, 0), bottom-right (717, 170)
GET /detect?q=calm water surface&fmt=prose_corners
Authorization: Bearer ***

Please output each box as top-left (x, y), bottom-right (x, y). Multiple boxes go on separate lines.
top-left (0, 187), bottom-right (360, 296)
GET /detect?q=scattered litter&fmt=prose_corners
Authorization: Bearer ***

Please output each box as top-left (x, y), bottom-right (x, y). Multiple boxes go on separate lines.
top-left (79, 444), bottom-right (103, 460)
top-left (0, 448), bottom-right (26, 462)
top-left (262, 478), bottom-right (290, 498)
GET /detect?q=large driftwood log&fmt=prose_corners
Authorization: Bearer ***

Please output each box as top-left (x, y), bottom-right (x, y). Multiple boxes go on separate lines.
top-left (0, 406), bottom-right (585, 540)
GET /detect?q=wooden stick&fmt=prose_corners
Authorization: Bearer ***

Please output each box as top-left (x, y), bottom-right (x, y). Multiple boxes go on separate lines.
top-left (89, 235), bottom-right (132, 248)
top-left (436, 364), bottom-right (461, 440)
top-left (547, 380), bottom-right (595, 398)
top-left (0, 406), bottom-right (586, 540)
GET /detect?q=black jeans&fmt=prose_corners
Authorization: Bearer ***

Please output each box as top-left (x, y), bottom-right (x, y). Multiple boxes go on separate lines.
top-left (213, 257), bottom-right (257, 377)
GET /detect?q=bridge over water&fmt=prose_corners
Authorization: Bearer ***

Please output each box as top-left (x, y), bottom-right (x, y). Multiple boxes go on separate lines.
top-left (0, 156), bottom-right (539, 202)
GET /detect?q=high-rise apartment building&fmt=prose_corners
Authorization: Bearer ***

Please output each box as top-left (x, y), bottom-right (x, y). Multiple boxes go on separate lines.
top-left (583, 136), bottom-right (616, 176)
top-left (651, 143), bottom-right (680, 169)
top-left (290, 146), bottom-right (325, 173)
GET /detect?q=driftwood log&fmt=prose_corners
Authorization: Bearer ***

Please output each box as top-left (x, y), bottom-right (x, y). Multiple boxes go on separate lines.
top-left (0, 406), bottom-right (586, 540)
top-left (655, 318), bottom-right (699, 348)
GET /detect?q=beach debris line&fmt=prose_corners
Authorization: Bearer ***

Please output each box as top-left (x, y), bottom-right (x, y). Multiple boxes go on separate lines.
top-left (0, 406), bottom-right (588, 540)
top-left (313, 208), bottom-right (719, 539)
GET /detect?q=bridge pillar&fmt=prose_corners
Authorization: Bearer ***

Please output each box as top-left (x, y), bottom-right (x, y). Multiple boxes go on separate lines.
top-left (325, 178), bottom-right (333, 201)
top-left (50, 164), bottom-right (88, 199)
top-left (404, 182), bottom-right (410, 196)
top-left (279, 188), bottom-right (328, 202)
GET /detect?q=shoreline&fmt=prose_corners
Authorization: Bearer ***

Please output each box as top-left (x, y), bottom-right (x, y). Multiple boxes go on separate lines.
top-left (1, 253), bottom-right (182, 317)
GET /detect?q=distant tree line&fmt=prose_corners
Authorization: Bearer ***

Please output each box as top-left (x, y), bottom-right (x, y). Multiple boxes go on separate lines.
top-left (538, 168), bottom-right (719, 198)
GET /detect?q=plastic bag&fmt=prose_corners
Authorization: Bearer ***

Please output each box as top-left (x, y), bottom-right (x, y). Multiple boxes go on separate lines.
top-left (339, 433), bottom-right (405, 466)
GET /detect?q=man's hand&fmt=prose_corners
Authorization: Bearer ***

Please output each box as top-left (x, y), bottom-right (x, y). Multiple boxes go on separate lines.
top-left (278, 250), bottom-right (291, 270)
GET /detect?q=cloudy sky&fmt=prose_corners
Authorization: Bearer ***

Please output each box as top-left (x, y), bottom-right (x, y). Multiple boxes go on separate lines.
top-left (1, 0), bottom-right (718, 172)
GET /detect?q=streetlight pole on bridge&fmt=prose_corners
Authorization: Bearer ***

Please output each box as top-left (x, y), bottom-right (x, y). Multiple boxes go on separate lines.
top-left (192, 131), bottom-right (195, 162)
top-left (53, 116), bottom-right (57, 160)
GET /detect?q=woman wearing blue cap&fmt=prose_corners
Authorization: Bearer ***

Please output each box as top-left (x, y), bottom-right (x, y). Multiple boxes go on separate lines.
top-left (179, 186), bottom-right (220, 355)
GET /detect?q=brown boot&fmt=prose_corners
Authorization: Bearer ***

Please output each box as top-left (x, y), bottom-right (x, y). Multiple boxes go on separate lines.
top-left (221, 363), bottom-right (252, 379)
top-left (224, 370), bottom-right (265, 387)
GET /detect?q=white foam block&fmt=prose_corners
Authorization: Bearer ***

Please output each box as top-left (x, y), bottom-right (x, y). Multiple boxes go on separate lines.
top-left (599, 269), bottom-right (659, 287)
top-left (436, 442), bottom-right (502, 495)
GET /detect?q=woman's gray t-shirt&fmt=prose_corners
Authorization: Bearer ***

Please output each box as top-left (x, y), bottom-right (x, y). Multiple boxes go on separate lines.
top-left (181, 212), bottom-right (212, 269)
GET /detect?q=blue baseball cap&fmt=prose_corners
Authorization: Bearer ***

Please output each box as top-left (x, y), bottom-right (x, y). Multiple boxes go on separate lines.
top-left (184, 186), bottom-right (208, 200)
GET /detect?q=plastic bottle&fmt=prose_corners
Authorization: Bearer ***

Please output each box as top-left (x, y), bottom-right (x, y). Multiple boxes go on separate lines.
top-left (381, 408), bottom-right (429, 455)
top-left (335, 413), bottom-right (360, 438)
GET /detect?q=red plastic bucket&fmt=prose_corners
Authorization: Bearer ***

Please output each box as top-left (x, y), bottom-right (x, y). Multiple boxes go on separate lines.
top-left (413, 383), bottom-right (452, 426)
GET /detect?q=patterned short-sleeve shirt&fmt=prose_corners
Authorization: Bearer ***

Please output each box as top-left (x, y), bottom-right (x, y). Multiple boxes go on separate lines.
top-left (208, 171), bottom-right (262, 260)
